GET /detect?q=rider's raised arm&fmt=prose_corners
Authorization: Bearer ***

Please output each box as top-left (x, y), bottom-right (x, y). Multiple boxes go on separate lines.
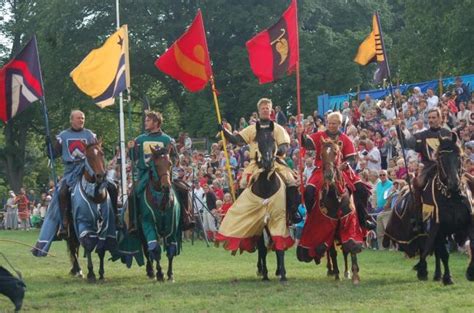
top-left (219, 124), bottom-right (247, 146)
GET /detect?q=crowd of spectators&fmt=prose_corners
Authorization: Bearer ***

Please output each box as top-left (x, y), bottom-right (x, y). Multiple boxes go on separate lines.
top-left (1, 186), bottom-right (53, 230)
top-left (3, 77), bottom-right (473, 250)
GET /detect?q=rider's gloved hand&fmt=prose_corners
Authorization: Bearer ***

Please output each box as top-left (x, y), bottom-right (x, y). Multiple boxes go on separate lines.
top-left (217, 123), bottom-right (224, 132)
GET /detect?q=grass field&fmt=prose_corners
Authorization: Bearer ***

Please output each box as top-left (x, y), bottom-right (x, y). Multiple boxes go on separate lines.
top-left (0, 230), bottom-right (473, 312)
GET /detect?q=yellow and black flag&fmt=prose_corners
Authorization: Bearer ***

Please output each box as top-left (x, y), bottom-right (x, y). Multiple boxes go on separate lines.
top-left (71, 25), bottom-right (130, 108)
top-left (354, 13), bottom-right (388, 83)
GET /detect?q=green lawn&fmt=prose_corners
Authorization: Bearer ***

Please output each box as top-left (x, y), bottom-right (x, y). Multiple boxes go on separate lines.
top-left (0, 230), bottom-right (473, 312)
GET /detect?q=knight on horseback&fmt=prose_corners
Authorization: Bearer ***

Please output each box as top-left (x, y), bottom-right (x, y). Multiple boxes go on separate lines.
top-left (296, 112), bottom-right (371, 264)
top-left (33, 110), bottom-right (118, 257)
top-left (217, 98), bottom-right (300, 223)
top-left (298, 112), bottom-right (375, 230)
top-left (402, 108), bottom-right (452, 220)
top-left (127, 110), bottom-right (193, 234)
top-left (215, 98), bottom-right (298, 282)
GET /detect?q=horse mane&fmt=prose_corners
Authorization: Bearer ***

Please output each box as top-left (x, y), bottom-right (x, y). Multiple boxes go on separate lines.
top-left (438, 135), bottom-right (462, 156)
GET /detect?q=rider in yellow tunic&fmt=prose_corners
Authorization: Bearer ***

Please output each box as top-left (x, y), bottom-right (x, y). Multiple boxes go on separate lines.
top-left (215, 98), bottom-right (298, 252)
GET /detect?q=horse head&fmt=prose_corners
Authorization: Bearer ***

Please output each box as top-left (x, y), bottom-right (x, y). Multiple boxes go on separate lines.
top-left (437, 132), bottom-right (462, 193)
top-left (84, 141), bottom-right (106, 184)
top-left (150, 145), bottom-right (172, 191)
top-left (320, 137), bottom-right (342, 186)
top-left (255, 121), bottom-right (276, 172)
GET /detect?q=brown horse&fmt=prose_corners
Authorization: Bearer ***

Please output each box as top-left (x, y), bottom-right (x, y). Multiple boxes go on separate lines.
top-left (67, 142), bottom-right (118, 282)
top-left (320, 138), bottom-right (360, 285)
top-left (139, 145), bottom-right (182, 282)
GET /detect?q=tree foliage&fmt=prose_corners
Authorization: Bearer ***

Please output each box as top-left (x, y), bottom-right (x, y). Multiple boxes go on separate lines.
top-left (0, 0), bottom-right (472, 192)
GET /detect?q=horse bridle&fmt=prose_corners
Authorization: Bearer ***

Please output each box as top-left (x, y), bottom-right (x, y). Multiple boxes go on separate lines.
top-left (436, 148), bottom-right (462, 197)
top-left (149, 152), bottom-right (172, 192)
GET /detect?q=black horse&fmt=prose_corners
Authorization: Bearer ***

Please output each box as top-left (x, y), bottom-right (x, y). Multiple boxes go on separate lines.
top-left (384, 133), bottom-right (474, 285)
top-left (252, 121), bottom-right (294, 282)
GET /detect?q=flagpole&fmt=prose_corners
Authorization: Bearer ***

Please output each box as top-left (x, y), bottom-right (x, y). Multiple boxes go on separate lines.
top-left (375, 12), bottom-right (412, 191)
top-left (116, 0), bottom-right (128, 204)
top-left (294, 0), bottom-right (305, 200)
top-left (210, 76), bottom-right (236, 201)
top-left (196, 10), bottom-right (236, 201)
top-left (33, 35), bottom-right (57, 186)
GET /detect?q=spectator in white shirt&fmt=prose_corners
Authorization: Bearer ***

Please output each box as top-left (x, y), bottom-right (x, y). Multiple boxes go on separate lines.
top-left (303, 157), bottom-right (315, 184)
top-left (426, 88), bottom-right (439, 110)
top-left (363, 139), bottom-right (382, 172)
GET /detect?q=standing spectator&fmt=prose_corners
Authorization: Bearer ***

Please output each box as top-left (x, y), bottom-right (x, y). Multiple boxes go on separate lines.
top-left (184, 132), bottom-right (193, 152)
top-left (4, 191), bottom-right (18, 230)
top-left (426, 88), bottom-right (439, 110)
top-left (359, 94), bottom-right (376, 116)
top-left (455, 76), bottom-right (470, 108)
top-left (15, 188), bottom-right (30, 231)
top-left (302, 157), bottom-right (315, 184)
top-left (275, 105), bottom-right (287, 126)
top-left (456, 101), bottom-right (471, 123)
top-left (202, 184), bottom-right (217, 241)
top-left (217, 193), bottom-right (233, 221)
top-left (341, 101), bottom-right (351, 123)
top-left (238, 117), bottom-right (248, 131)
top-left (294, 203), bottom-right (307, 246)
top-left (374, 170), bottom-right (393, 249)
top-left (363, 140), bottom-right (382, 172)
top-left (212, 180), bottom-right (224, 201)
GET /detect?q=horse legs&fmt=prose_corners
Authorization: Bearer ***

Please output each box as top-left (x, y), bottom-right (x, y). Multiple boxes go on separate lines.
top-left (156, 259), bottom-right (164, 282)
top-left (67, 237), bottom-right (82, 278)
top-left (343, 250), bottom-right (351, 279)
top-left (167, 255), bottom-right (174, 282)
top-left (328, 246), bottom-right (340, 280)
top-left (257, 236), bottom-right (269, 281)
top-left (416, 255), bottom-right (428, 281)
top-left (465, 225), bottom-right (474, 281)
top-left (98, 249), bottom-right (105, 280)
top-left (350, 253), bottom-right (360, 285)
top-left (166, 244), bottom-right (176, 282)
top-left (86, 251), bottom-right (96, 282)
top-left (433, 249), bottom-right (441, 281)
top-left (326, 249), bottom-right (334, 276)
top-left (434, 237), bottom-right (453, 285)
top-left (276, 250), bottom-right (287, 283)
top-left (140, 232), bottom-right (155, 279)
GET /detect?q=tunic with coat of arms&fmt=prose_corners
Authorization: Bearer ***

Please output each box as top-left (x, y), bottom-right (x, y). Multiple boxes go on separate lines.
top-left (412, 127), bottom-right (452, 166)
top-left (55, 128), bottom-right (97, 185)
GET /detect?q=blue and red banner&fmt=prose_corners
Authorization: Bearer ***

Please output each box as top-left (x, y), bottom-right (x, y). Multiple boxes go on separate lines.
top-left (0, 35), bottom-right (44, 123)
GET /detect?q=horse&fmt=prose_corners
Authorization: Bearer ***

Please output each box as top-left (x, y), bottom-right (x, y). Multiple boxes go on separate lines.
top-left (297, 137), bottom-right (362, 284)
top-left (67, 142), bottom-right (118, 282)
top-left (139, 145), bottom-right (182, 282)
top-left (384, 133), bottom-right (474, 285)
top-left (326, 244), bottom-right (350, 280)
top-left (252, 121), bottom-right (288, 282)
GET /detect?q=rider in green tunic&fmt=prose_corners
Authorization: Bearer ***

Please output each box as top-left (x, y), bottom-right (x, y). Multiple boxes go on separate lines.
top-left (127, 111), bottom-right (174, 232)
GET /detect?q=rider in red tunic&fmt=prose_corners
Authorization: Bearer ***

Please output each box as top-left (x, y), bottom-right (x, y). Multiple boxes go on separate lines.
top-left (296, 112), bottom-right (372, 262)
